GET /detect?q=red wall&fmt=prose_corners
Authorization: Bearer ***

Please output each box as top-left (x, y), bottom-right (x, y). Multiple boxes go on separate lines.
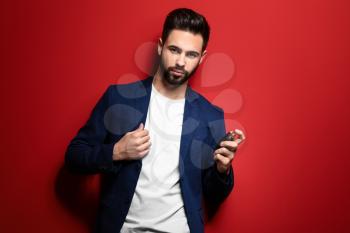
top-left (2, 0), bottom-right (350, 232)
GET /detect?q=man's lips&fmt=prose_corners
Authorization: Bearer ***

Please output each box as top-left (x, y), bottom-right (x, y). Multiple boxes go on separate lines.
top-left (170, 68), bottom-right (185, 76)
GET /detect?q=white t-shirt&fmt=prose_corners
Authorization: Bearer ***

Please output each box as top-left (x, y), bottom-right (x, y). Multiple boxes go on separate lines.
top-left (120, 83), bottom-right (190, 233)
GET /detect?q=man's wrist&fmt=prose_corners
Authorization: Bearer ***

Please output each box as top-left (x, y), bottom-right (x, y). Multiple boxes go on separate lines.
top-left (216, 164), bottom-right (231, 180)
top-left (216, 164), bottom-right (230, 175)
top-left (112, 143), bottom-right (121, 161)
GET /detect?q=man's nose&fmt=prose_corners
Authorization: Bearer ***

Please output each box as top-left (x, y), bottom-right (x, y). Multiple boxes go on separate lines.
top-left (175, 53), bottom-right (186, 67)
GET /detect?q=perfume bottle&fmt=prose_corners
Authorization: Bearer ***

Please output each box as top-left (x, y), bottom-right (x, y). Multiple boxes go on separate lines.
top-left (215, 130), bottom-right (240, 150)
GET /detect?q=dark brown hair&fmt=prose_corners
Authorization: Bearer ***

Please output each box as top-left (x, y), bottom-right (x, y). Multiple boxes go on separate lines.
top-left (161, 8), bottom-right (210, 52)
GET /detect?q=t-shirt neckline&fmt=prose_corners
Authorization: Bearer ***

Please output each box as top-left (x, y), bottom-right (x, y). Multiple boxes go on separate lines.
top-left (151, 83), bottom-right (185, 103)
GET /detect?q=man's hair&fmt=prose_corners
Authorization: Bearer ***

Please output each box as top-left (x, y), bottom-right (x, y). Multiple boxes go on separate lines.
top-left (161, 8), bottom-right (210, 52)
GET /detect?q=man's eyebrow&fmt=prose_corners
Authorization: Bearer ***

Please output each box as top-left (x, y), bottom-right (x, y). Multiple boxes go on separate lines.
top-left (167, 45), bottom-right (200, 55)
top-left (167, 45), bottom-right (181, 51)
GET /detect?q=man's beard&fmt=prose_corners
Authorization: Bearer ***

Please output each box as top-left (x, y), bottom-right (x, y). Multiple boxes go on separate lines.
top-left (161, 62), bottom-right (199, 86)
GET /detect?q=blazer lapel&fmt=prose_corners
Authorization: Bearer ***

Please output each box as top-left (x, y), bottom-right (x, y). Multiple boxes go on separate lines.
top-left (179, 85), bottom-right (201, 173)
top-left (130, 76), bottom-right (154, 130)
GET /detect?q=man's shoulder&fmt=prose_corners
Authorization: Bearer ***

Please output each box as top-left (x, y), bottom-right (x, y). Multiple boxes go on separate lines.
top-left (107, 78), bottom-right (149, 99)
top-left (111, 78), bottom-right (145, 87)
top-left (191, 88), bottom-right (224, 115)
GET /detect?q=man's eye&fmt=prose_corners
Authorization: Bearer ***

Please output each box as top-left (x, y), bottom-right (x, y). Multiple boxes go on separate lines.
top-left (169, 47), bottom-right (178, 53)
top-left (187, 53), bottom-right (198, 58)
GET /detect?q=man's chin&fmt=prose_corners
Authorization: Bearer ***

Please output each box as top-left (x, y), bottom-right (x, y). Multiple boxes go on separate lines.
top-left (164, 74), bottom-right (188, 86)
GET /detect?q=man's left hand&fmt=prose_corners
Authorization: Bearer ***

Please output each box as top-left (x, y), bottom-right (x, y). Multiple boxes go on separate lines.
top-left (214, 129), bottom-right (246, 175)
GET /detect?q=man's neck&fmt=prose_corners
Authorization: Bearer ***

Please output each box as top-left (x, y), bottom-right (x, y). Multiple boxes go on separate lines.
top-left (152, 72), bottom-right (187, 100)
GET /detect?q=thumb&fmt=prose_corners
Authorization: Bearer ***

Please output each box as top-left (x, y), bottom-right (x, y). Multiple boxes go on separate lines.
top-left (136, 122), bottom-right (144, 131)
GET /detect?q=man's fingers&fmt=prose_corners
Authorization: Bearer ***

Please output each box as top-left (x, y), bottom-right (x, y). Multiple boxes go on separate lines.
top-left (131, 123), bottom-right (143, 132)
top-left (134, 128), bottom-right (149, 137)
top-left (215, 146), bottom-right (233, 157)
top-left (131, 123), bottom-right (148, 135)
top-left (137, 140), bottom-right (152, 152)
top-left (138, 135), bottom-right (151, 145)
top-left (138, 149), bottom-right (150, 157)
top-left (219, 140), bottom-right (238, 153)
top-left (233, 129), bottom-right (245, 144)
top-left (214, 153), bottom-right (231, 165)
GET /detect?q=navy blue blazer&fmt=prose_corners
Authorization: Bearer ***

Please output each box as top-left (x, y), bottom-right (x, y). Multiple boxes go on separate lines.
top-left (65, 76), bottom-right (234, 233)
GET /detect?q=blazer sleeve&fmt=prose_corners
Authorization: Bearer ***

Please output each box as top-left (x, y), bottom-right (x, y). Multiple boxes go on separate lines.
top-left (65, 85), bottom-right (122, 174)
top-left (202, 107), bottom-right (234, 204)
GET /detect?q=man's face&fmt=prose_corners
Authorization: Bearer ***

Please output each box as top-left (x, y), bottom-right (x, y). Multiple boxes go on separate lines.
top-left (158, 29), bottom-right (207, 86)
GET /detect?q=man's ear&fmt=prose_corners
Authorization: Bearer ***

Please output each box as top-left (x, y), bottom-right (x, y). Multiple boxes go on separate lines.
top-left (157, 38), bottom-right (163, 56)
top-left (199, 50), bottom-right (207, 65)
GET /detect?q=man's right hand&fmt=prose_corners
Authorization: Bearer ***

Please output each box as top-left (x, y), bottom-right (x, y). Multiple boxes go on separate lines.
top-left (112, 123), bottom-right (151, 161)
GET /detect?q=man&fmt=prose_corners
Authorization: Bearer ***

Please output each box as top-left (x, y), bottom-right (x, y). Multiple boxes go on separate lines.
top-left (65, 8), bottom-right (245, 233)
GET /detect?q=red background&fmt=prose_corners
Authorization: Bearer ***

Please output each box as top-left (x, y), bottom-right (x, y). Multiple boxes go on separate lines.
top-left (2, 0), bottom-right (350, 232)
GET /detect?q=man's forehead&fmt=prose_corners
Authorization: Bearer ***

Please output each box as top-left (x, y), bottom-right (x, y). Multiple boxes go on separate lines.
top-left (164, 29), bottom-right (203, 53)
